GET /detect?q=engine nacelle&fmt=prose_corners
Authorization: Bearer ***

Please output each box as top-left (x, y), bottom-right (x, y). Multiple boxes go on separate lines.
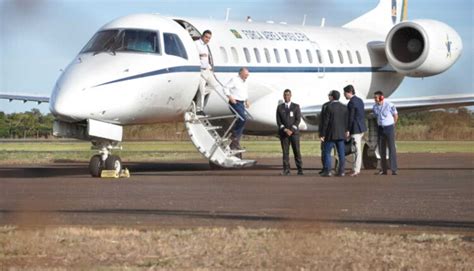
top-left (385, 19), bottom-right (462, 77)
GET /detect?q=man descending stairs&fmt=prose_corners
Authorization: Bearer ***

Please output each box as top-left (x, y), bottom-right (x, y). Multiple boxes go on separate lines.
top-left (185, 68), bottom-right (255, 168)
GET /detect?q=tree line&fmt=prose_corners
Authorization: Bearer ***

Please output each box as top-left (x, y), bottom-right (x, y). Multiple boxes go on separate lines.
top-left (1, 108), bottom-right (473, 140)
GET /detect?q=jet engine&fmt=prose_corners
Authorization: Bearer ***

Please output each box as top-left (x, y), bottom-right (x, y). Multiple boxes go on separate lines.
top-left (385, 19), bottom-right (462, 77)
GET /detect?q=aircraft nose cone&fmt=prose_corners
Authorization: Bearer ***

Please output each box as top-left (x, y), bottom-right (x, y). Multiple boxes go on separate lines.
top-left (49, 83), bottom-right (84, 122)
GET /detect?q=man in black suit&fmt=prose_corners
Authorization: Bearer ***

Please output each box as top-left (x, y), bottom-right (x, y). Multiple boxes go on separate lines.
top-left (318, 100), bottom-right (331, 173)
top-left (319, 90), bottom-right (348, 177)
top-left (276, 89), bottom-right (303, 175)
top-left (344, 85), bottom-right (367, 177)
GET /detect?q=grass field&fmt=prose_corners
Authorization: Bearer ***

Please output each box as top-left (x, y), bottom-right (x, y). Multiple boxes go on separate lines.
top-left (0, 140), bottom-right (473, 164)
top-left (1, 226), bottom-right (472, 269)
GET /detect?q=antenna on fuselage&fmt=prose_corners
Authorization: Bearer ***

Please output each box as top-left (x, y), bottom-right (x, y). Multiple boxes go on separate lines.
top-left (225, 8), bottom-right (230, 21)
top-left (302, 14), bottom-right (307, 26)
top-left (320, 18), bottom-right (326, 27)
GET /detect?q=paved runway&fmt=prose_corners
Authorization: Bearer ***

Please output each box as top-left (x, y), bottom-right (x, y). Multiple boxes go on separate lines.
top-left (1, 153), bottom-right (473, 232)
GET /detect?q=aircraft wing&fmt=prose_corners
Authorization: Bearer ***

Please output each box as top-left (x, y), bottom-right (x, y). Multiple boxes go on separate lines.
top-left (0, 93), bottom-right (50, 104)
top-left (301, 93), bottom-right (474, 116)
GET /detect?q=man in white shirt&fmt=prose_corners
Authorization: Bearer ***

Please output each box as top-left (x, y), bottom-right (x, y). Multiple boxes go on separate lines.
top-left (372, 90), bottom-right (398, 175)
top-left (194, 30), bottom-right (219, 113)
top-left (224, 67), bottom-right (250, 150)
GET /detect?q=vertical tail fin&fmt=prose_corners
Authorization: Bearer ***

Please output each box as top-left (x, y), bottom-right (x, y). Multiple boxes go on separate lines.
top-left (343, 0), bottom-right (408, 34)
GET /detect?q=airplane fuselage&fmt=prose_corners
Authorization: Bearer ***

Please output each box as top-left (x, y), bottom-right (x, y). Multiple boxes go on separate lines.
top-left (49, 12), bottom-right (461, 135)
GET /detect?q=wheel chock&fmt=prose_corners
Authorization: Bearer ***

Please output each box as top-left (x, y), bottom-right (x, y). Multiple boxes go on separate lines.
top-left (100, 168), bottom-right (130, 179)
top-left (100, 170), bottom-right (119, 178)
top-left (119, 168), bottom-right (130, 178)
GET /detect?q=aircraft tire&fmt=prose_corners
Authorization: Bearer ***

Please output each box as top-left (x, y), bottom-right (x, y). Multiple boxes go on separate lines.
top-left (363, 144), bottom-right (377, 169)
top-left (105, 155), bottom-right (122, 174)
top-left (89, 155), bottom-right (103, 177)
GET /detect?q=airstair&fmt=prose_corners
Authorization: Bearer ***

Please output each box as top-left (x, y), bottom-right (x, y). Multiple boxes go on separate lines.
top-left (184, 75), bottom-right (256, 168)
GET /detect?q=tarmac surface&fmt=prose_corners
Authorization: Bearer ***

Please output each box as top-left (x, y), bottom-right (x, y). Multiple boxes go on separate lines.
top-left (0, 153), bottom-right (473, 233)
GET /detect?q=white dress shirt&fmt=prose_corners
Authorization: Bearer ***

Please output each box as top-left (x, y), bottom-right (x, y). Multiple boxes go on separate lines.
top-left (194, 39), bottom-right (210, 69)
top-left (224, 76), bottom-right (248, 101)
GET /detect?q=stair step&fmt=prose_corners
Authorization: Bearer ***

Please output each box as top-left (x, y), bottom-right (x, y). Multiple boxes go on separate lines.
top-left (205, 126), bottom-right (222, 131)
top-left (229, 149), bottom-right (246, 155)
top-left (204, 115), bottom-right (237, 121)
top-left (184, 111), bottom-right (256, 168)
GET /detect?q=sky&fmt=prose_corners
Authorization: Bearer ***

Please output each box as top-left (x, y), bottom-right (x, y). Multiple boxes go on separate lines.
top-left (0, 0), bottom-right (472, 114)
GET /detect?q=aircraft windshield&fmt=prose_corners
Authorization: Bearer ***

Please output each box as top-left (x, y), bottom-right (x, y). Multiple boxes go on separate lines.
top-left (81, 29), bottom-right (160, 54)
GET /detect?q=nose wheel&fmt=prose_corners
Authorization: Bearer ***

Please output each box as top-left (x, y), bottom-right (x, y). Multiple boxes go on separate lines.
top-left (89, 154), bottom-right (123, 177)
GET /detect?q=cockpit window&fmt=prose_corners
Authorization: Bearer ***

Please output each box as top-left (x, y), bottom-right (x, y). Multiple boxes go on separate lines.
top-left (163, 33), bottom-right (188, 59)
top-left (81, 30), bottom-right (119, 53)
top-left (81, 29), bottom-right (160, 54)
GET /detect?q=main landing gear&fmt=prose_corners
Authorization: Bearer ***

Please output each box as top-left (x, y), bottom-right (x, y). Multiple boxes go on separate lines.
top-left (88, 141), bottom-right (123, 177)
top-left (363, 116), bottom-right (378, 170)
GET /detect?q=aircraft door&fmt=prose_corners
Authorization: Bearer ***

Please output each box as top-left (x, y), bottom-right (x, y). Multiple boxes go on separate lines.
top-left (311, 42), bottom-right (325, 78)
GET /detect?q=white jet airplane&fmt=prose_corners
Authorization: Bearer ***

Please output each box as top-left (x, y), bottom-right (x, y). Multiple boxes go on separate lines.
top-left (1, 0), bottom-right (473, 177)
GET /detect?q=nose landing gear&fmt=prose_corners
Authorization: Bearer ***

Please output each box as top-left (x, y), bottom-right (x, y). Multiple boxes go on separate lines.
top-left (88, 141), bottom-right (123, 177)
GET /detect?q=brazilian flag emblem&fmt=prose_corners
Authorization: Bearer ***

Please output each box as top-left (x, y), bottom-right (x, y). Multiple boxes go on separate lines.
top-left (230, 29), bottom-right (242, 39)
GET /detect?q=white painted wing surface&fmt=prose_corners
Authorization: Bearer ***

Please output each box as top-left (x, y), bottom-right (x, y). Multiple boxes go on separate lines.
top-left (0, 93), bottom-right (50, 104)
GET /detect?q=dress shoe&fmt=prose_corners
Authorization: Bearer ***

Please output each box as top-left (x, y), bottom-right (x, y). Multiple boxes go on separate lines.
top-left (297, 171), bottom-right (304, 176)
top-left (392, 171), bottom-right (398, 175)
top-left (280, 171), bottom-right (290, 176)
top-left (320, 171), bottom-right (332, 177)
top-left (375, 171), bottom-right (387, 175)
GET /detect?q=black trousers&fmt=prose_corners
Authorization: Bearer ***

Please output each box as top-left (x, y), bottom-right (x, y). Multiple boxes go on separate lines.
top-left (280, 134), bottom-right (303, 172)
top-left (378, 124), bottom-right (398, 172)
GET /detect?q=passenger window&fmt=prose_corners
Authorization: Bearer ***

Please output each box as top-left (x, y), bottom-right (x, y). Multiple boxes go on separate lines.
top-left (338, 50), bottom-right (344, 64)
top-left (284, 49), bottom-right (291, 63)
top-left (295, 49), bottom-right (302, 64)
top-left (327, 50), bottom-right (334, 64)
top-left (220, 47), bottom-right (228, 63)
top-left (316, 50), bottom-right (322, 64)
top-left (306, 49), bottom-right (313, 64)
top-left (356, 50), bottom-right (362, 64)
top-left (347, 50), bottom-right (353, 64)
top-left (243, 48), bottom-right (251, 63)
top-left (274, 48), bottom-right (281, 63)
top-left (231, 47), bottom-right (239, 63)
top-left (264, 48), bottom-right (271, 63)
top-left (254, 48), bottom-right (261, 63)
top-left (163, 33), bottom-right (188, 59)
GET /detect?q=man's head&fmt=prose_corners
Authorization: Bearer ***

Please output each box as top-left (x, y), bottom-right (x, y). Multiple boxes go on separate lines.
top-left (201, 30), bottom-right (212, 44)
top-left (328, 90), bottom-right (340, 101)
top-left (343, 85), bottom-right (355, 100)
top-left (239, 67), bottom-right (249, 81)
top-left (373, 90), bottom-right (384, 104)
top-left (283, 89), bottom-right (292, 103)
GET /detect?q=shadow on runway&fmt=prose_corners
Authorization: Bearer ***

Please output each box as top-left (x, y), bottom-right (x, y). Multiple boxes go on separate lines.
top-left (2, 208), bottom-right (474, 230)
top-left (126, 162), bottom-right (279, 173)
top-left (0, 162), bottom-right (280, 178)
top-left (0, 158), bottom-right (471, 178)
